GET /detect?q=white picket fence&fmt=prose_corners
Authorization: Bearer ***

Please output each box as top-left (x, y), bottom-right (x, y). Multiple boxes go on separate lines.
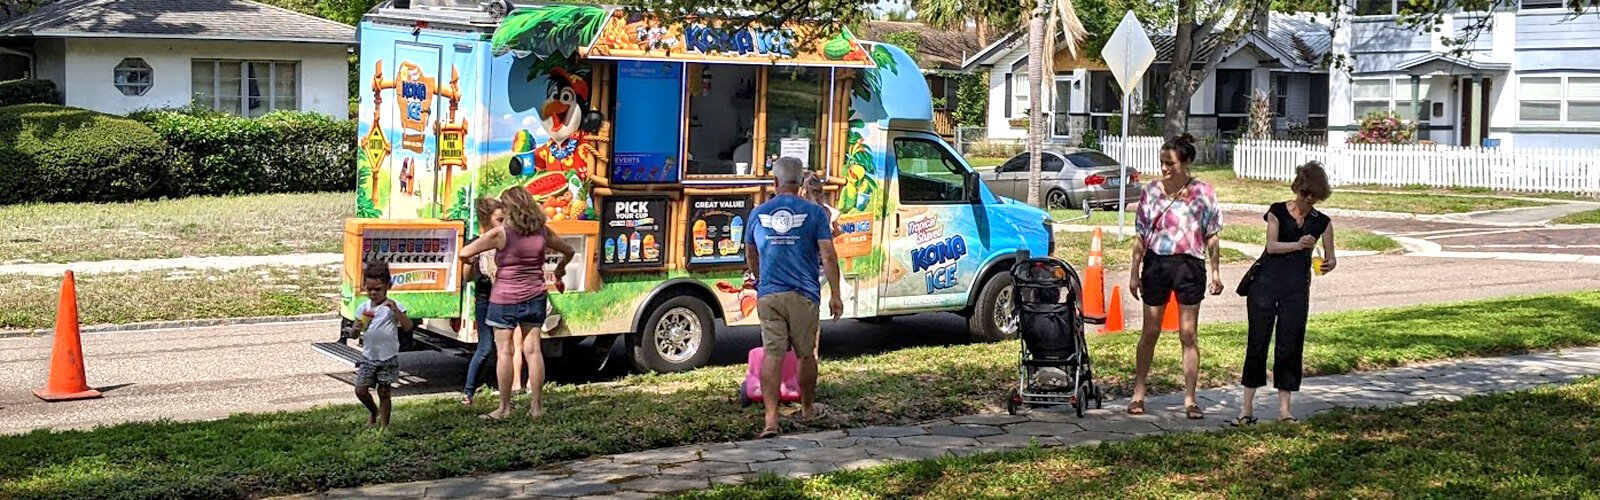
top-left (1235, 139), bottom-right (1600, 195)
top-left (1100, 136), bottom-right (1166, 176)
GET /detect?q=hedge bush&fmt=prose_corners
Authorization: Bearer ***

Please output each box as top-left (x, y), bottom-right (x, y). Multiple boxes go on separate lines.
top-left (0, 79), bottom-right (61, 107)
top-left (133, 108), bottom-right (356, 196)
top-left (0, 104), bottom-right (166, 204)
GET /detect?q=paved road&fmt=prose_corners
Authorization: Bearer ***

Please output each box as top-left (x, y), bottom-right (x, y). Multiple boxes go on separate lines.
top-left (4, 256), bottom-right (1598, 434)
top-left (1223, 211), bottom-right (1600, 257)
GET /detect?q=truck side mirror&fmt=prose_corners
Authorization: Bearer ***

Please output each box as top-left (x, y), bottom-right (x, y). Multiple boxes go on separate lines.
top-left (1084, 203), bottom-right (1093, 218)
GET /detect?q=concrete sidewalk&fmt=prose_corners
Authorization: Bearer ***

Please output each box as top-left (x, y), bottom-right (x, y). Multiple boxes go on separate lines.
top-left (283, 347), bottom-right (1600, 499)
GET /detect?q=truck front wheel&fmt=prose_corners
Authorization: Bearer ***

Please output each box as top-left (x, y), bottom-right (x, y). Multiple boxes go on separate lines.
top-left (968, 272), bottom-right (1016, 342)
top-left (629, 295), bottom-right (716, 373)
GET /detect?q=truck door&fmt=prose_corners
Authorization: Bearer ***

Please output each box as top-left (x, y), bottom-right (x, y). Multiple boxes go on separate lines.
top-left (878, 131), bottom-right (993, 313)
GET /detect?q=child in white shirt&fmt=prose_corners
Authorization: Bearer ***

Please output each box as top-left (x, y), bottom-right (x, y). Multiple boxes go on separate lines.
top-left (354, 262), bottom-right (412, 429)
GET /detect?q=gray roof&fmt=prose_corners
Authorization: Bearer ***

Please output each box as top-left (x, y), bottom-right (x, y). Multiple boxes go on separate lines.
top-left (0, 0), bottom-right (356, 44)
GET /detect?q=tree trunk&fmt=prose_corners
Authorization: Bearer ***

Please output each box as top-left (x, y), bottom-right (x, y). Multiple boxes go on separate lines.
top-left (1164, 0), bottom-right (1195, 138)
top-left (1025, 1), bottom-right (1045, 207)
top-left (976, 21), bottom-right (989, 46)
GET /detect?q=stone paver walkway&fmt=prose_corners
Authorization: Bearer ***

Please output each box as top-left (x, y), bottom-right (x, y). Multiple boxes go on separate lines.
top-left (289, 347), bottom-right (1600, 499)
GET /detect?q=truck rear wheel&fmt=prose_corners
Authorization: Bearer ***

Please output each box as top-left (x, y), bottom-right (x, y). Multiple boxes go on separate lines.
top-left (968, 271), bottom-right (1016, 342)
top-left (629, 295), bottom-right (716, 373)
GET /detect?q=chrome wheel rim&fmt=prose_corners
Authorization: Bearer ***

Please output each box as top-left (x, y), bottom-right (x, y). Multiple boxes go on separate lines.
top-left (995, 284), bottom-right (1017, 337)
top-left (654, 307), bottom-right (701, 364)
top-left (1046, 191), bottom-right (1068, 210)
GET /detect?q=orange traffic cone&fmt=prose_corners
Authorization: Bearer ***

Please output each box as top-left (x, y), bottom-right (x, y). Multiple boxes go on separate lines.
top-left (1160, 291), bottom-right (1180, 332)
top-left (1083, 229), bottom-right (1106, 322)
top-left (1100, 285), bottom-right (1125, 334)
top-left (34, 271), bottom-right (102, 402)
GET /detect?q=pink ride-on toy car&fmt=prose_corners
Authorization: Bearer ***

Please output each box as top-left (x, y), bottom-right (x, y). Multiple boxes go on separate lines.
top-left (737, 347), bottom-right (802, 406)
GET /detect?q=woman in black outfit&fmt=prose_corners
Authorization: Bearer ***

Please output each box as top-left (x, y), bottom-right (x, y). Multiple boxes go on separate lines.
top-left (1235, 162), bottom-right (1336, 426)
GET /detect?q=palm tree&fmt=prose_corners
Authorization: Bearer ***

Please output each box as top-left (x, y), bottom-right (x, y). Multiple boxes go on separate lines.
top-left (912, 0), bottom-right (1022, 45)
top-left (1024, 0), bottom-right (1086, 206)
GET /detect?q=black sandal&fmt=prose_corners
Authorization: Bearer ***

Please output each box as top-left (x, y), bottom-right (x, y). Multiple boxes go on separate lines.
top-left (1230, 416), bottom-right (1258, 427)
top-left (1185, 405), bottom-right (1204, 420)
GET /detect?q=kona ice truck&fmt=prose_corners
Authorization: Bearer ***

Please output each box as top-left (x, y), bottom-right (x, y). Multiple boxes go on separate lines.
top-left (328, 0), bottom-right (1055, 373)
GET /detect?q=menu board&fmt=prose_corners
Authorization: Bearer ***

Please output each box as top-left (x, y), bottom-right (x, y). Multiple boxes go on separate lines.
top-left (612, 61), bottom-right (684, 184)
top-left (686, 195), bottom-right (753, 266)
top-left (601, 196), bottom-right (669, 269)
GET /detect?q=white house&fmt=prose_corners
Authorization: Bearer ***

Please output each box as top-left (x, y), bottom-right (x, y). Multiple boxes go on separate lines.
top-left (1328, 0), bottom-right (1600, 148)
top-left (962, 13), bottom-right (1333, 144)
top-left (0, 0), bottom-right (355, 117)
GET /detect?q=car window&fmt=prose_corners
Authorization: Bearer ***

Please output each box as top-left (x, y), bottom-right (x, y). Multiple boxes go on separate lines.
top-left (894, 138), bottom-right (972, 204)
top-left (1067, 151), bottom-right (1120, 168)
top-left (1043, 154), bottom-right (1065, 172)
top-left (998, 154), bottom-right (1029, 173)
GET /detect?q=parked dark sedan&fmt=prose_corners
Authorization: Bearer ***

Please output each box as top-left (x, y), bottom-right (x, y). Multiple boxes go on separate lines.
top-left (981, 148), bottom-right (1144, 209)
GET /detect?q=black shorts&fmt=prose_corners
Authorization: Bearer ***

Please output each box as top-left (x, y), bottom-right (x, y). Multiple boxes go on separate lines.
top-left (1141, 252), bottom-right (1207, 307)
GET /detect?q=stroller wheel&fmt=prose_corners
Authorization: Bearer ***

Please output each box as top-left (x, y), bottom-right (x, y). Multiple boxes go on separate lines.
top-left (1095, 386), bottom-right (1104, 409)
top-left (737, 380), bottom-right (751, 407)
top-left (1073, 383), bottom-right (1086, 418)
top-left (1006, 389), bottom-right (1021, 416)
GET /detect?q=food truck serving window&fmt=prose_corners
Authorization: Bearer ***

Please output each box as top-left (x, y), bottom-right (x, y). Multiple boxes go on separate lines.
top-left (686, 64), bottom-right (759, 177)
top-left (764, 67), bottom-right (828, 172)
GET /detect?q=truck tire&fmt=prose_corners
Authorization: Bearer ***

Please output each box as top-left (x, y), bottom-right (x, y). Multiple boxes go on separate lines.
top-left (629, 295), bottom-right (716, 373)
top-left (968, 271), bottom-right (1015, 342)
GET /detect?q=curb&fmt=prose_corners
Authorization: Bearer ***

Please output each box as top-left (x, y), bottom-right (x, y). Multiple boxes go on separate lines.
top-left (0, 313), bottom-right (340, 339)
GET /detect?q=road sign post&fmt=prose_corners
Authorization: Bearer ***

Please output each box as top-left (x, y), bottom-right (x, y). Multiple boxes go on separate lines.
top-left (1101, 11), bottom-right (1155, 238)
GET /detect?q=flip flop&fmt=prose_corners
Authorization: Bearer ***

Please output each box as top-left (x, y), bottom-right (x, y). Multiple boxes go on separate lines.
top-left (478, 411), bottom-right (510, 422)
top-left (1185, 404), bottom-right (1205, 420)
top-left (1229, 416), bottom-right (1258, 427)
top-left (758, 428), bottom-right (780, 439)
top-left (1126, 400), bottom-right (1145, 415)
top-left (1281, 417), bottom-right (1299, 423)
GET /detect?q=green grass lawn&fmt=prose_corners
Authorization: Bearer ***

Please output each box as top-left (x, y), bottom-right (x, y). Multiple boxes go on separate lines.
top-left (1219, 225), bottom-right (1402, 253)
top-left (688, 377), bottom-right (1600, 499)
top-left (966, 157), bottom-right (1009, 170)
top-left (0, 192), bottom-right (351, 264)
top-left (0, 266), bottom-right (339, 330)
top-left (1052, 230), bottom-right (1250, 270)
top-left (1194, 166), bottom-right (1546, 215)
top-left (1553, 208), bottom-right (1600, 225)
top-left (8, 291), bottom-right (1600, 498)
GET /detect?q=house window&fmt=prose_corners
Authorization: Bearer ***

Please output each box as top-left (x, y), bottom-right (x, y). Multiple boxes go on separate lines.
top-left (1010, 56), bottom-right (1030, 119)
top-left (1273, 74), bottom-right (1291, 117)
top-left (1089, 71), bottom-right (1121, 114)
top-left (1352, 78), bottom-right (1393, 118)
top-left (1142, 65), bottom-right (1169, 114)
top-left (1355, 0), bottom-right (1395, 16)
top-left (191, 60), bottom-right (299, 117)
top-left (1520, 0), bottom-right (1565, 10)
top-left (1309, 73), bottom-right (1329, 116)
top-left (1214, 69), bottom-right (1251, 115)
top-left (1520, 75), bottom-right (1600, 123)
top-left (114, 58), bottom-right (153, 96)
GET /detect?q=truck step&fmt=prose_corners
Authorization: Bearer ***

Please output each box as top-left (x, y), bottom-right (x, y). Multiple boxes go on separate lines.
top-left (311, 341), bottom-right (364, 367)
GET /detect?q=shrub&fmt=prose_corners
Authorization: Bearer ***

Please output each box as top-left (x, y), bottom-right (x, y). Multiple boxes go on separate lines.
top-left (0, 79), bottom-right (61, 107)
top-left (1348, 110), bottom-right (1416, 145)
top-left (133, 108), bottom-right (355, 196)
top-left (0, 104), bottom-right (166, 204)
top-left (1079, 128), bottom-right (1101, 151)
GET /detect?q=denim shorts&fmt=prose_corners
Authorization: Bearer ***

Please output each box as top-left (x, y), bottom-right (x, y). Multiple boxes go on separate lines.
top-left (485, 294), bottom-right (547, 329)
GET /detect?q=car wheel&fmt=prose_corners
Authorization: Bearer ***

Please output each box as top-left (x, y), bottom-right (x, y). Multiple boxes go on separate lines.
top-left (968, 271), bottom-right (1016, 342)
top-left (628, 295), bottom-right (716, 373)
top-left (1045, 189), bottom-right (1071, 210)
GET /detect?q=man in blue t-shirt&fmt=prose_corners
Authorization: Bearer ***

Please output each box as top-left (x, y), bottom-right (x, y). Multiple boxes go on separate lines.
top-left (744, 157), bottom-right (843, 439)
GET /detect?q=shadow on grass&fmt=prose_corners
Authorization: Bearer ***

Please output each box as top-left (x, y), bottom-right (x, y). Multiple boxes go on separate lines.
top-left (688, 379), bottom-right (1600, 498)
top-left (4, 292), bottom-right (1600, 499)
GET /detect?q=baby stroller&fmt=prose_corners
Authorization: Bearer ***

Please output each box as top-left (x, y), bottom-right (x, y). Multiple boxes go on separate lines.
top-left (1006, 253), bottom-right (1102, 417)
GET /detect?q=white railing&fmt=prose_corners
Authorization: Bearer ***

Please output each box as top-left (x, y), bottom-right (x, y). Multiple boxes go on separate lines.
top-left (1235, 140), bottom-right (1600, 195)
top-left (1101, 136), bottom-right (1165, 176)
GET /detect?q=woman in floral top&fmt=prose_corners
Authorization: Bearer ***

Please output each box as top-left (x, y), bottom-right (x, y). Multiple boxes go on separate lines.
top-left (1127, 133), bottom-right (1224, 420)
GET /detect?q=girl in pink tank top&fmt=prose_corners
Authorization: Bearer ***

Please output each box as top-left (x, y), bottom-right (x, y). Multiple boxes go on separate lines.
top-left (458, 188), bottom-right (576, 421)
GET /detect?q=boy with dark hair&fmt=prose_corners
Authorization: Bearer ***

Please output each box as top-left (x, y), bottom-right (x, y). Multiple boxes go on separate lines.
top-left (354, 262), bottom-right (412, 429)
